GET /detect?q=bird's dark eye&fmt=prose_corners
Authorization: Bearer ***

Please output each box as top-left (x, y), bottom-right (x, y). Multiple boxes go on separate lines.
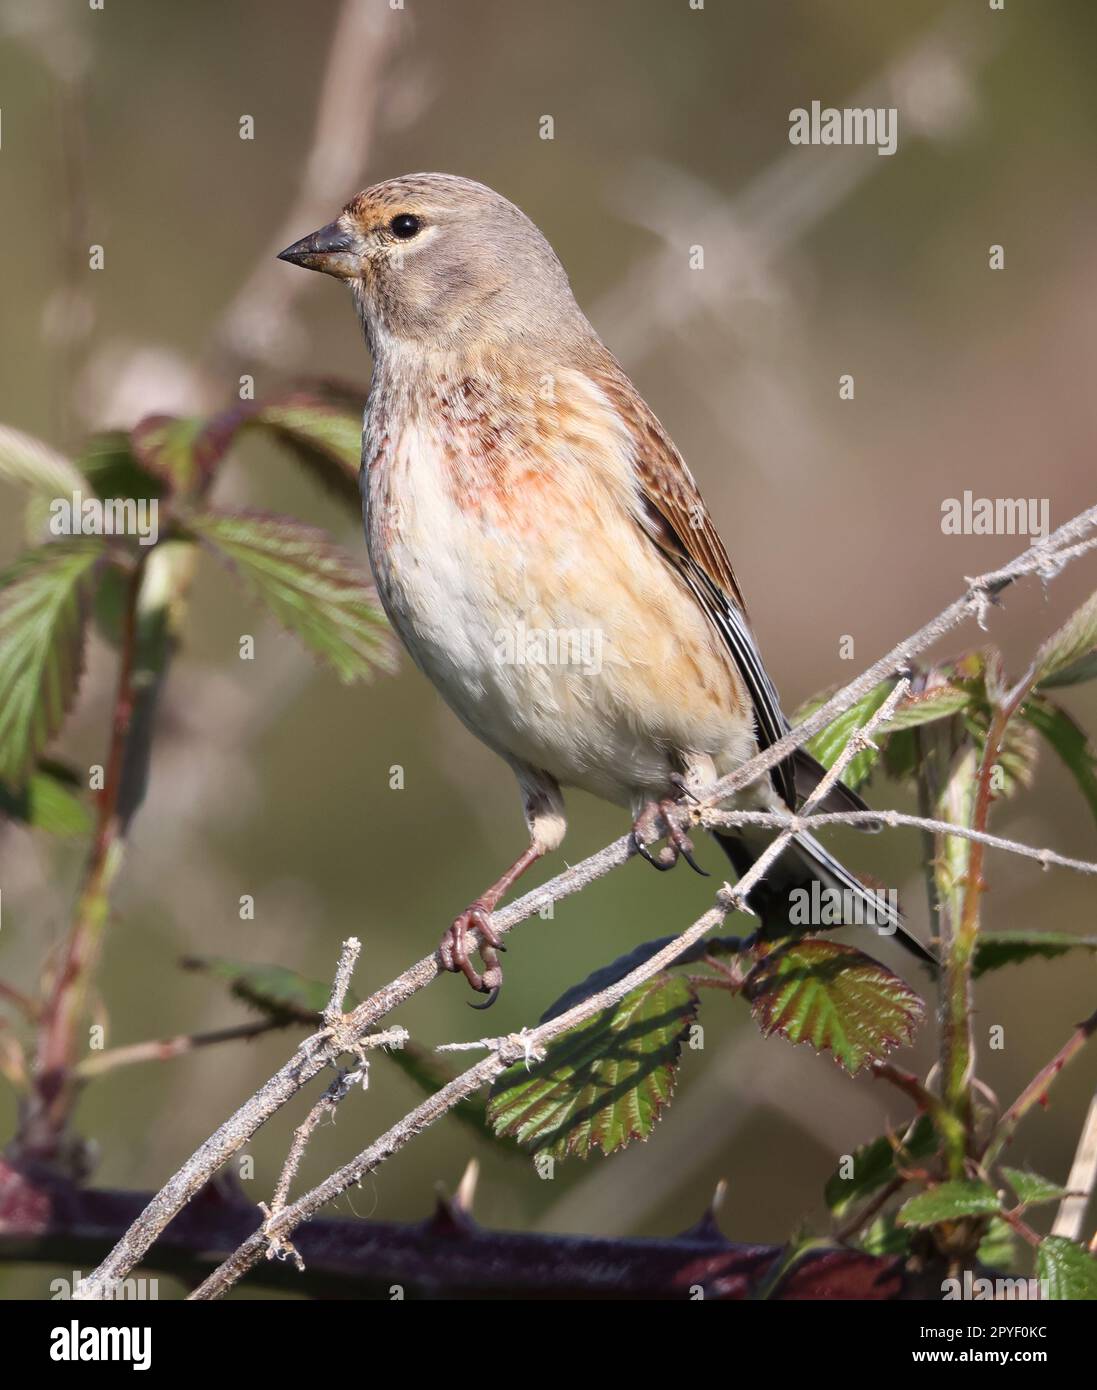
top-left (390, 213), bottom-right (421, 239)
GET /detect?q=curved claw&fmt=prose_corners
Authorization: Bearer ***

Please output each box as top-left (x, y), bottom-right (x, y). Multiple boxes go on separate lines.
top-left (679, 844), bottom-right (710, 877)
top-left (668, 772), bottom-right (700, 804)
top-left (635, 836), bottom-right (675, 871)
top-left (440, 904), bottom-right (506, 1001)
top-left (468, 983), bottom-right (502, 1010)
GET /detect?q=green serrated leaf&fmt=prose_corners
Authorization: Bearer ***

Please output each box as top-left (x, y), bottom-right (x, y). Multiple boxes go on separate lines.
top-left (880, 684), bottom-right (972, 733)
top-left (795, 680), bottom-right (972, 792)
top-left (973, 931), bottom-right (1097, 978)
top-left (253, 398), bottom-right (362, 502)
top-left (0, 423), bottom-right (85, 498)
top-left (181, 955), bottom-right (339, 1024)
top-left (0, 424), bottom-right (88, 542)
top-left (825, 1113), bottom-right (937, 1216)
top-left (131, 415), bottom-right (205, 495)
top-left (186, 509), bottom-right (394, 683)
top-left (1036, 1235), bottom-right (1097, 1300)
top-left (487, 974), bottom-right (698, 1159)
top-left (860, 1213), bottom-right (912, 1257)
top-left (1040, 651), bottom-right (1097, 689)
top-left (199, 390), bottom-right (364, 509)
top-left (0, 540), bottom-right (102, 787)
top-left (977, 1216), bottom-right (1020, 1271)
top-left (0, 763), bottom-right (92, 835)
top-left (795, 680), bottom-right (895, 790)
top-left (1034, 590), bottom-right (1097, 690)
top-left (1001, 1167), bottom-right (1072, 1208)
top-left (745, 938), bottom-right (924, 1076)
top-left (1022, 697), bottom-right (1097, 828)
top-left (898, 1179), bottom-right (1002, 1227)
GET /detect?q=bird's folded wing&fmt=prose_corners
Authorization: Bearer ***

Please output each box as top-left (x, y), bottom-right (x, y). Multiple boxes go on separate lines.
top-left (609, 378), bottom-right (875, 819)
top-left (589, 364), bottom-right (799, 808)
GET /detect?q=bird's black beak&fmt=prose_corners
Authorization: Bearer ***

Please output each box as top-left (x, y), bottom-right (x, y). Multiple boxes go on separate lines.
top-left (277, 220), bottom-right (360, 278)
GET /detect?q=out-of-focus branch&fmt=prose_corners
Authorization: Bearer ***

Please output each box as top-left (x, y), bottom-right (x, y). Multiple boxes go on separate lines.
top-left (983, 1008), bottom-right (1097, 1170)
top-left (17, 539), bottom-right (195, 1164)
top-left (0, 1159), bottom-right (906, 1300)
top-left (598, 9), bottom-right (996, 358)
top-left (73, 1021), bottom-right (283, 1081)
top-left (1052, 1090), bottom-right (1097, 1243)
top-left (212, 0), bottom-right (408, 370)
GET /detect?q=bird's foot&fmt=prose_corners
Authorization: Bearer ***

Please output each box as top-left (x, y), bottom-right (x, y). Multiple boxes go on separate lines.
top-left (438, 843), bottom-right (542, 1007)
top-left (631, 797), bottom-right (709, 876)
top-left (439, 901), bottom-right (505, 1009)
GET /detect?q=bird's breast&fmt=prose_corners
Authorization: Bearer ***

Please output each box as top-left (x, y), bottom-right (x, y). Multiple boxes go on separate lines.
top-left (360, 368), bottom-right (752, 800)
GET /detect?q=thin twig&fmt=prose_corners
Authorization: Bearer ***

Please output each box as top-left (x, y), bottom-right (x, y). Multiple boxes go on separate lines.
top-left (268, 1022), bottom-right (408, 1228)
top-left (701, 808), bottom-right (1097, 877)
top-left (0, 980), bottom-right (39, 1022)
top-left (74, 1020), bottom-right (283, 1080)
top-left (711, 679), bottom-right (911, 913)
top-left (323, 936), bottom-right (361, 1028)
top-left (983, 1007), bottom-right (1097, 1168)
top-left (188, 897), bottom-right (736, 1299)
top-left (696, 507), bottom-right (1097, 815)
top-left (869, 1062), bottom-right (948, 1129)
top-left (211, 0), bottom-right (407, 369)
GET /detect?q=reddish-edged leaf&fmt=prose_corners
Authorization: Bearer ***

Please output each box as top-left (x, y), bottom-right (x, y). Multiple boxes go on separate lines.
top-left (1034, 590), bottom-right (1097, 689)
top-left (745, 938), bottom-right (924, 1075)
top-left (131, 415), bottom-right (206, 495)
top-left (197, 389), bottom-right (364, 508)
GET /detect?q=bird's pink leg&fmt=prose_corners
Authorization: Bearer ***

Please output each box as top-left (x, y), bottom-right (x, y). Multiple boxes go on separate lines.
top-left (440, 844), bottom-right (544, 1007)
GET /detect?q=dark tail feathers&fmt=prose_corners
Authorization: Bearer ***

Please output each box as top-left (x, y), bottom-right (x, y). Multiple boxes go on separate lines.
top-left (715, 827), bottom-right (936, 968)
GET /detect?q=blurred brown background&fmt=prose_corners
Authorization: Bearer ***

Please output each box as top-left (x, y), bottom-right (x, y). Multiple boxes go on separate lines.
top-left (1, 0), bottom-right (1095, 1297)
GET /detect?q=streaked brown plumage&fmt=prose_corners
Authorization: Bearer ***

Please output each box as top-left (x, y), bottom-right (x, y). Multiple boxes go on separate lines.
top-left (279, 173), bottom-right (932, 1003)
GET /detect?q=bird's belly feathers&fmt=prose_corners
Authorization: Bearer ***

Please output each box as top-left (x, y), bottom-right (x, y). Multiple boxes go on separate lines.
top-left (364, 419), bottom-right (753, 805)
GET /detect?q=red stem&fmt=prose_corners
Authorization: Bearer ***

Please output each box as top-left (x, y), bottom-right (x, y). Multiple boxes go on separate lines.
top-left (20, 560), bottom-right (144, 1159)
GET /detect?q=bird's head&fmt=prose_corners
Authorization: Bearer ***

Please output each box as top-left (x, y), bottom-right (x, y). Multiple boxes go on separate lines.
top-left (278, 172), bottom-right (586, 358)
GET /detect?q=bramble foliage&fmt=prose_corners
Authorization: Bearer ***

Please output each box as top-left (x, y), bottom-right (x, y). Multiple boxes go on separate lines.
top-left (0, 386), bottom-right (393, 822)
top-left (1, 388), bottom-right (1096, 1297)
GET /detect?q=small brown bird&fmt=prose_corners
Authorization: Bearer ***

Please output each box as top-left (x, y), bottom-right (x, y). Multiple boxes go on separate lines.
top-left (279, 173), bottom-right (931, 1005)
